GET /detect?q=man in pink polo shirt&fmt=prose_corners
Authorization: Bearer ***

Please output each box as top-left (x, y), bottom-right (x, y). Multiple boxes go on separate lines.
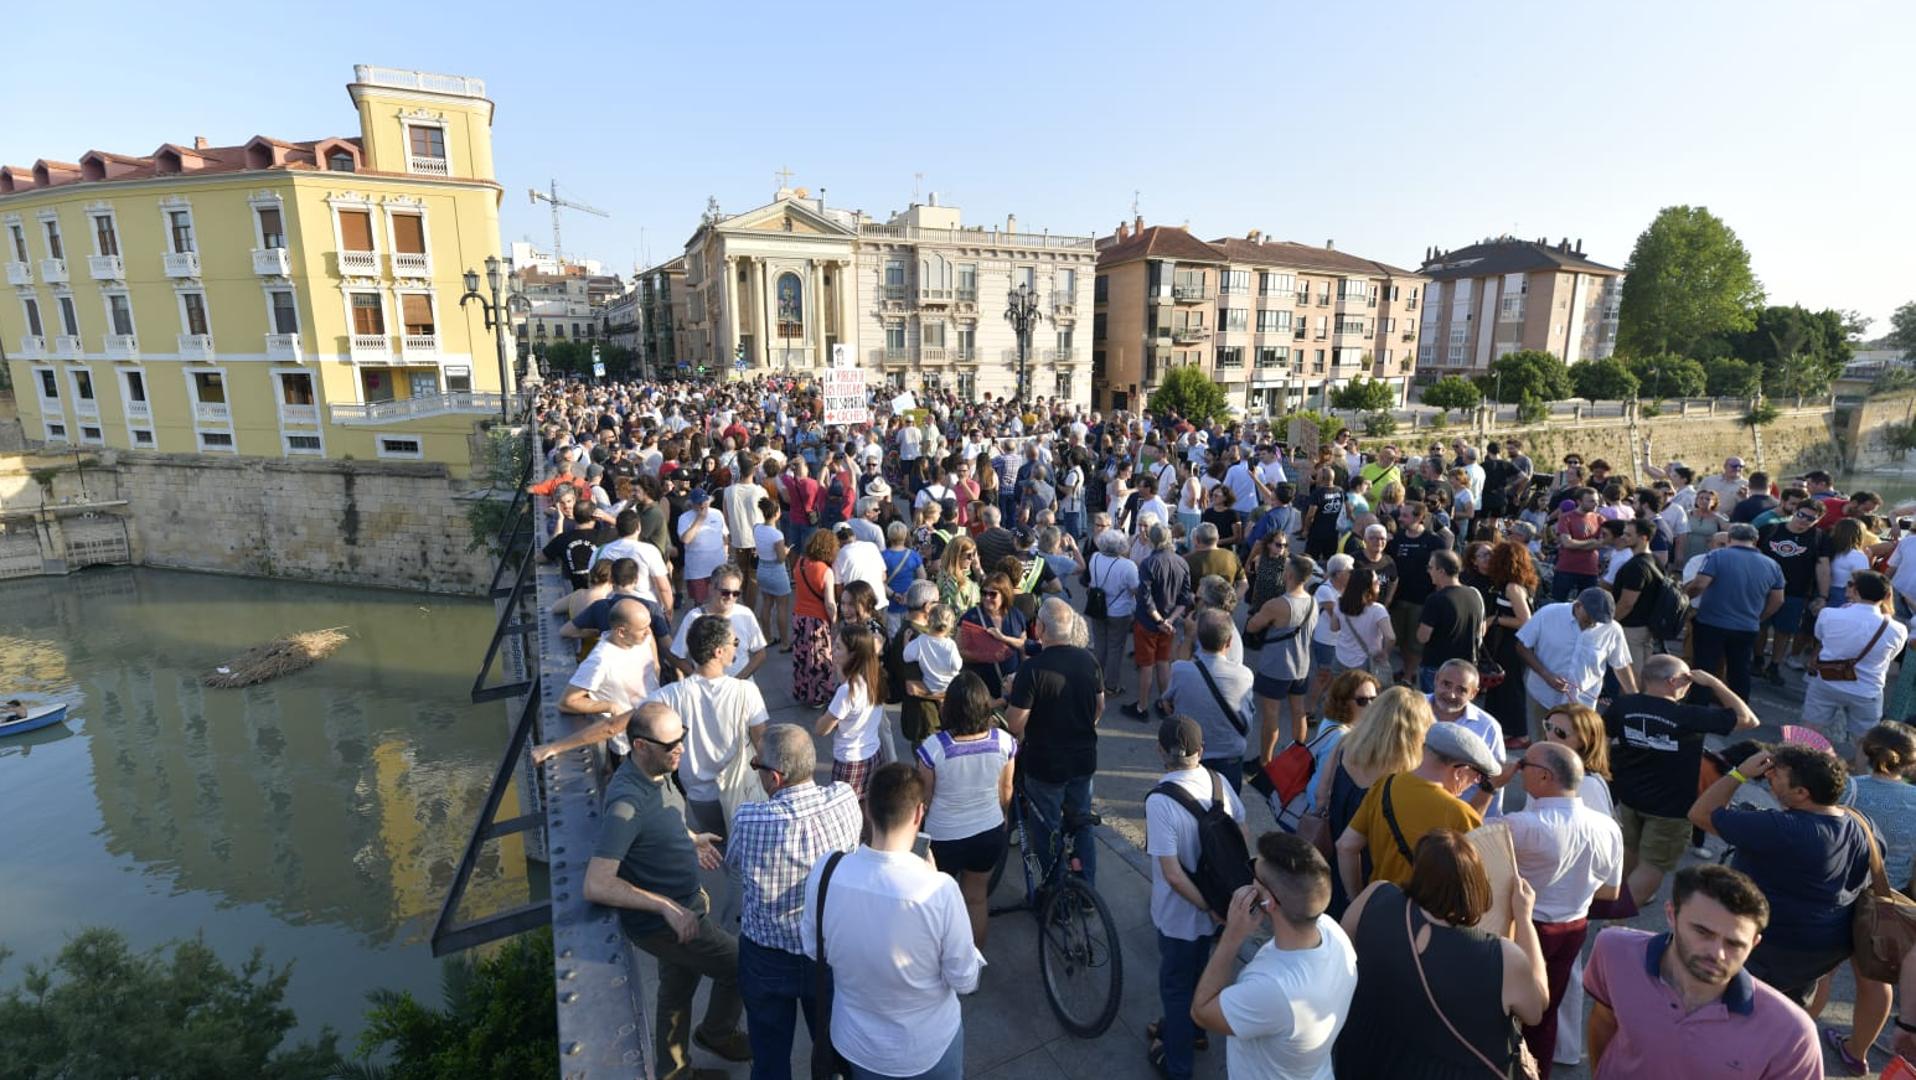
top-left (1584, 863), bottom-right (1819, 1079)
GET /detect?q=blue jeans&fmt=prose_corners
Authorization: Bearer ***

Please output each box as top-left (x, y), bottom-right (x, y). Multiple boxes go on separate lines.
top-left (738, 936), bottom-right (821, 1080)
top-left (1551, 570), bottom-right (1597, 603)
top-left (1059, 510), bottom-right (1083, 542)
top-left (1417, 665), bottom-right (1438, 693)
top-left (848, 1027), bottom-right (963, 1079)
top-left (1156, 931), bottom-right (1216, 1080)
top-left (1023, 773), bottom-right (1097, 887)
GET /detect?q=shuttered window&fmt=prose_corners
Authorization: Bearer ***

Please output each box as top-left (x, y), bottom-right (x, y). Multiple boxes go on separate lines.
top-left (339, 210), bottom-right (374, 252)
top-left (401, 294), bottom-right (434, 335)
top-left (392, 214), bottom-right (425, 254)
top-left (350, 293), bottom-right (384, 334)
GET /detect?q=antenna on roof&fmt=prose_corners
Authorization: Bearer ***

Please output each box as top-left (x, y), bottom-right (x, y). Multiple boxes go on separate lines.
top-left (1131, 189), bottom-right (1141, 218)
top-left (914, 172), bottom-right (924, 202)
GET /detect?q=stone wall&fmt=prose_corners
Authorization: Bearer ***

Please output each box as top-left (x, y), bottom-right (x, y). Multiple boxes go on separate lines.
top-left (1474, 403), bottom-right (1843, 480)
top-left (1840, 393), bottom-right (1916, 470)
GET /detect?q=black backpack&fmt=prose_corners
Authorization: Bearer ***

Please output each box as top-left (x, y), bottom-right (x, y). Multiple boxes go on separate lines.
top-left (1644, 557), bottom-right (1690, 643)
top-left (1148, 769), bottom-right (1252, 917)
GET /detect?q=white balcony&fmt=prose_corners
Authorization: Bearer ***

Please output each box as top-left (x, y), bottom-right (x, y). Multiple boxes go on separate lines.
top-left (54, 335), bottom-right (81, 359)
top-left (338, 250), bottom-right (379, 275)
top-left (104, 334), bottom-right (138, 360)
top-left (17, 334), bottom-right (44, 358)
top-left (125, 399), bottom-right (150, 421)
top-left (408, 154), bottom-right (450, 177)
top-left (178, 333), bottom-right (214, 360)
top-left (1052, 293), bottom-right (1077, 315)
top-left (329, 390), bottom-right (503, 425)
top-left (264, 333), bottom-right (301, 361)
top-left (89, 254), bottom-right (124, 280)
top-left (163, 251), bottom-right (201, 278)
top-left (40, 257), bottom-right (68, 283)
top-left (253, 248), bottom-right (291, 276)
top-left (391, 252), bottom-right (430, 278)
top-left (4, 261), bottom-right (29, 286)
top-left (194, 401), bottom-right (230, 423)
top-left (281, 403), bottom-right (318, 425)
top-left (401, 333), bottom-right (439, 359)
top-left (75, 398), bottom-right (101, 421)
top-left (350, 333), bottom-right (392, 361)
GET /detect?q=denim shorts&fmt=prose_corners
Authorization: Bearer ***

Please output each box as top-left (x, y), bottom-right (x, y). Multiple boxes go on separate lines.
top-left (757, 561), bottom-right (792, 597)
top-left (1255, 672), bottom-right (1310, 699)
top-left (1766, 595), bottom-right (1806, 635)
top-left (1311, 640), bottom-right (1338, 671)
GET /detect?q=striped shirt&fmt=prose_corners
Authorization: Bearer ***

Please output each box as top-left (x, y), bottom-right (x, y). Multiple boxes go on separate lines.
top-left (726, 781), bottom-right (862, 953)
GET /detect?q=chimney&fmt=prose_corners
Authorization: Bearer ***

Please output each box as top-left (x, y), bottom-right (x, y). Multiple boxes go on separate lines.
top-left (1575, 238), bottom-right (1583, 254)
top-left (1247, 228), bottom-right (1261, 243)
top-left (928, 191), bottom-right (938, 207)
top-left (1325, 239), bottom-right (1335, 250)
top-left (1115, 221), bottom-right (1128, 241)
top-left (818, 186), bottom-right (827, 213)
top-left (1007, 213), bottom-right (1018, 234)
top-left (1134, 214), bottom-right (1144, 235)
top-left (194, 135), bottom-right (209, 150)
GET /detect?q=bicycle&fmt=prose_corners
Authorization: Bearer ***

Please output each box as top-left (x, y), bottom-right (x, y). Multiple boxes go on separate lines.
top-left (986, 782), bottom-right (1123, 1038)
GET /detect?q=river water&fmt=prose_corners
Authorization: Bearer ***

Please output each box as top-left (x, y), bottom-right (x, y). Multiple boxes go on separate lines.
top-left (0, 567), bottom-right (535, 1043)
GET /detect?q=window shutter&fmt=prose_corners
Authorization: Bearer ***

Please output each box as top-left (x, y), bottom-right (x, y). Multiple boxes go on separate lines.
top-left (339, 210), bottom-right (374, 252)
top-left (352, 294), bottom-right (384, 335)
top-left (402, 293), bottom-right (434, 333)
top-left (392, 214), bottom-right (425, 254)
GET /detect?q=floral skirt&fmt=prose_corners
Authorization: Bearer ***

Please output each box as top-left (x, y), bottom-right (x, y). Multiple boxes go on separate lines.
top-left (793, 614), bottom-right (836, 706)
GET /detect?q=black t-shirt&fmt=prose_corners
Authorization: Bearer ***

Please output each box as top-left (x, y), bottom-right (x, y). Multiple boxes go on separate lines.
top-left (1612, 552), bottom-right (1660, 628)
top-left (1758, 522), bottom-right (1825, 598)
top-left (1201, 506), bottom-right (1239, 545)
top-left (1417, 585), bottom-right (1484, 666)
top-left (1481, 460), bottom-right (1513, 514)
top-left (1005, 644), bottom-right (1103, 783)
top-left (1603, 693), bottom-right (1739, 817)
top-left (1730, 493), bottom-right (1778, 524)
top-left (1387, 531), bottom-right (1448, 605)
top-left (1351, 551), bottom-right (1399, 603)
top-left (1307, 488), bottom-right (1346, 546)
top-left (543, 523), bottom-right (610, 589)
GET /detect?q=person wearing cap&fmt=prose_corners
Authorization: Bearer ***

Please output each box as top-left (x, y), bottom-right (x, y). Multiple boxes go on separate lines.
top-left (1686, 522), bottom-right (1785, 704)
top-left (677, 486), bottom-right (731, 606)
top-left (1144, 714), bottom-right (1248, 1079)
top-left (1334, 688), bottom-right (1489, 899)
top-left (1512, 587), bottom-right (1635, 739)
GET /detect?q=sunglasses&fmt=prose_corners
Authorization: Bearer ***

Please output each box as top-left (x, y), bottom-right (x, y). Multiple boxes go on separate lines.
top-left (749, 759), bottom-right (777, 773)
top-left (1352, 694), bottom-right (1377, 707)
top-left (717, 589), bottom-right (742, 599)
top-left (635, 732), bottom-right (685, 750)
top-left (1547, 724), bottom-right (1572, 740)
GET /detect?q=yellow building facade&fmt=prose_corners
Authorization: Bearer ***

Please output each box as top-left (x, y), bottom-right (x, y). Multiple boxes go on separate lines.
top-left (0, 65), bottom-right (508, 475)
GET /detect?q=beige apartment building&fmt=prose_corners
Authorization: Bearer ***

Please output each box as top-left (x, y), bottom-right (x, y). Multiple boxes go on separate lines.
top-left (1093, 218), bottom-right (1425, 415)
top-left (1415, 236), bottom-right (1623, 379)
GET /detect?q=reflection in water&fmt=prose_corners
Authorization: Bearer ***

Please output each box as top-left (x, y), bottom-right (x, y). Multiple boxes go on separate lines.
top-left (0, 568), bottom-right (535, 1039)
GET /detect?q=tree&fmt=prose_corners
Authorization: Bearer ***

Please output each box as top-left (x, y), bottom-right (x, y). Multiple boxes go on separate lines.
top-left (0, 929), bottom-right (340, 1079)
top-left (1727, 305), bottom-right (1850, 396)
top-left (1703, 357), bottom-right (1761, 397)
top-left (1628, 353), bottom-right (1707, 399)
top-left (1330, 376), bottom-right (1396, 412)
top-left (1616, 205), bottom-right (1764, 357)
top-left (1568, 358), bottom-right (1639, 401)
top-left (1476, 350), bottom-right (1573, 404)
top-left (1420, 376), bottom-right (1482, 412)
top-left (1887, 301), bottom-right (1916, 360)
top-left (1149, 365), bottom-right (1230, 423)
top-left (1363, 410), bottom-right (1397, 436)
top-left (346, 929), bottom-right (556, 1080)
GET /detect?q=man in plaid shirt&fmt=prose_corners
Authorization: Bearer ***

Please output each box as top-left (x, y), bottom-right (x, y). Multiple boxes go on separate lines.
top-left (725, 723), bottom-right (862, 1077)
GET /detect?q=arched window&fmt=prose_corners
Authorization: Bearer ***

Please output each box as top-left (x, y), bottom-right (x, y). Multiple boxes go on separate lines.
top-left (776, 272), bottom-right (803, 338)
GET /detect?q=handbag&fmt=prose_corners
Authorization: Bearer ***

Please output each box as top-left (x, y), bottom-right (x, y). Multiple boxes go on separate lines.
top-left (958, 613), bottom-right (1015, 665)
top-left (1846, 808), bottom-right (1916, 984)
top-left (812, 851), bottom-right (852, 1079)
top-left (1297, 808), bottom-right (1335, 862)
top-left (1815, 617), bottom-right (1892, 682)
top-left (1404, 898), bottom-right (1539, 1080)
top-left (1084, 558), bottom-right (1111, 620)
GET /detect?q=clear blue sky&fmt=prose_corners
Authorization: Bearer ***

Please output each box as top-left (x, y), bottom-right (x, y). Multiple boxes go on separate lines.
top-left (8, 0), bottom-right (1911, 331)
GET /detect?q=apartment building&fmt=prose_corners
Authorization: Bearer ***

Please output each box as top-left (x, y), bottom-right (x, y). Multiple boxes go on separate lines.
top-left (1093, 218), bottom-right (1426, 415)
top-left (1415, 236), bottom-right (1623, 378)
top-left (680, 188), bottom-right (1096, 405)
top-left (637, 256), bottom-right (685, 377)
top-left (0, 66), bottom-right (508, 470)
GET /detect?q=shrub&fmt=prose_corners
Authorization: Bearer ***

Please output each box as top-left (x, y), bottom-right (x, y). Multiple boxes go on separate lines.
top-left (346, 929), bottom-right (557, 1080)
top-left (1743, 401), bottom-right (1781, 427)
top-left (1363, 410), bottom-right (1398, 436)
top-left (1516, 396), bottom-right (1550, 425)
top-left (1149, 366), bottom-right (1231, 424)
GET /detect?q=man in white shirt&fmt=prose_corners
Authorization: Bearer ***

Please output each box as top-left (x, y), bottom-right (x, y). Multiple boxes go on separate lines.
top-left (648, 614), bottom-right (770, 839)
top-left (802, 763), bottom-right (980, 1079)
top-left (1146, 716), bottom-right (1248, 1080)
top-left (1513, 588), bottom-right (1636, 739)
top-left (1224, 452), bottom-right (1263, 533)
top-left (721, 456), bottom-right (765, 611)
top-left (1256, 443), bottom-right (1289, 493)
top-left (677, 487), bottom-right (731, 605)
top-left (1427, 659), bottom-right (1509, 816)
top-left (591, 510), bottom-right (674, 612)
top-left (1805, 570), bottom-right (1908, 743)
top-left (669, 565), bottom-right (768, 679)
top-left (533, 601), bottom-right (663, 764)
top-left (830, 523), bottom-right (888, 604)
top-left (897, 421), bottom-right (922, 464)
top-left (1192, 831), bottom-right (1357, 1080)
top-left (846, 496), bottom-right (886, 546)
top-left (1505, 740), bottom-right (1624, 1069)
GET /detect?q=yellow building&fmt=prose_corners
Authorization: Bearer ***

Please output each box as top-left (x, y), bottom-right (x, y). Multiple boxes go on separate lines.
top-left (0, 65), bottom-right (509, 474)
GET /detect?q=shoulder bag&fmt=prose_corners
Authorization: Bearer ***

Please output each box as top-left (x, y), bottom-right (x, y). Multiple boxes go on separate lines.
top-left (1194, 657), bottom-right (1249, 738)
top-left (1815, 617), bottom-right (1892, 682)
top-left (1845, 808), bottom-right (1916, 984)
top-left (811, 851), bottom-right (852, 1079)
top-left (1404, 898), bottom-right (1537, 1080)
top-left (1379, 775), bottom-right (1415, 865)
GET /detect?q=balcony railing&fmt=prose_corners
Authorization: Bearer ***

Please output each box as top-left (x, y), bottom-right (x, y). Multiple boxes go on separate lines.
top-left (89, 254), bottom-right (123, 280)
top-left (1293, 291), bottom-right (1310, 305)
top-left (253, 248), bottom-right (291, 276)
top-left (879, 284), bottom-right (906, 302)
top-left (329, 391), bottom-right (505, 425)
top-left (126, 399), bottom-right (151, 421)
top-left (194, 401), bottom-right (230, 423)
top-left (178, 333), bottom-right (214, 359)
top-left (4, 262), bottom-right (30, 286)
top-left (1053, 293), bottom-right (1077, 314)
top-left (41, 257), bottom-right (67, 283)
top-left (1172, 327), bottom-right (1209, 343)
top-left (920, 346), bottom-right (946, 362)
top-left (17, 335), bottom-right (45, 358)
top-left (1316, 294), bottom-right (1331, 306)
top-left (409, 154), bottom-right (451, 176)
top-left (1047, 348), bottom-right (1080, 362)
top-left (54, 335), bottom-right (81, 359)
top-left (265, 333), bottom-right (301, 361)
top-left (339, 250), bottom-right (379, 274)
top-left (350, 333), bottom-right (392, 360)
top-left (956, 287), bottom-right (978, 302)
top-left (104, 334), bottom-right (138, 360)
top-left (1171, 284), bottom-right (1207, 302)
top-left (856, 222), bottom-right (1096, 251)
top-left (281, 403), bottom-right (318, 424)
top-left (402, 333), bottom-right (440, 358)
top-left (952, 347), bottom-right (978, 363)
top-left (392, 252), bottom-right (431, 277)
top-left (918, 288), bottom-right (951, 304)
top-left (163, 251), bottom-right (201, 278)
top-left (75, 398), bottom-right (100, 421)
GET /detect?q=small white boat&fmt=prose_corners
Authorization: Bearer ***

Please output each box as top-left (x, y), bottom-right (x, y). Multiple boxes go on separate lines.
top-left (0, 703), bottom-right (68, 737)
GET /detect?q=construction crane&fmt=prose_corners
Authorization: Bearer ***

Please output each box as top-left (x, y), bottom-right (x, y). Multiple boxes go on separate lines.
top-left (528, 180), bottom-right (609, 265)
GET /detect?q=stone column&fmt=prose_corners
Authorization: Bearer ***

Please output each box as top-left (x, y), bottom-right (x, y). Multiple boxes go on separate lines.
top-left (722, 256), bottom-right (740, 366)
top-left (806, 259), bottom-right (823, 367)
top-left (751, 261), bottom-right (769, 369)
top-left (838, 258), bottom-right (856, 365)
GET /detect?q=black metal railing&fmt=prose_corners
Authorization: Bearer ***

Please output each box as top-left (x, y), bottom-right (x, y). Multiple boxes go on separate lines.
top-left (471, 536), bottom-right (538, 703)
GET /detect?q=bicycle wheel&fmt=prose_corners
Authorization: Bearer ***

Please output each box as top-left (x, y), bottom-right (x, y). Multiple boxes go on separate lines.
top-left (1037, 877), bottom-right (1123, 1037)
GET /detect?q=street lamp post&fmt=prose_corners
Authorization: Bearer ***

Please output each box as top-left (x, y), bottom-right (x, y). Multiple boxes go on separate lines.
top-left (1005, 282), bottom-right (1041, 407)
top-left (460, 255), bottom-right (521, 420)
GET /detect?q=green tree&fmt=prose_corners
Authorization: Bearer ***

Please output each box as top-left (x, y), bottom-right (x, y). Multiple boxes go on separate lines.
top-left (1890, 301), bottom-right (1916, 360)
top-left (1628, 353), bottom-right (1707, 398)
top-left (1516, 396), bottom-right (1550, 425)
top-left (346, 929), bottom-right (557, 1080)
top-left (1363, 410), bottom-right (1398, 436)
top-left (1420, 376), bottom-right (1482, 412)
top-left (1330, 376), bottom-right (1396, 412)
top-left (1703, 357), bottom-right (1761, 397)
top-left (1149, 366), bottom-right (1231, 423)
top-left (1727, 305), bottom-right (1850, 396)
top-left (1616, 205), bottom-right (1764, 357)
top-left (541, 341), bottom-right (592, 375)
top-left (0, 929), bottom-right (340, 1079)
top-left (1568, 358), bottom-right (1639, 401)
top-left (1280, 408), bottom-right (1346, 442)
top-left (1476, 350), bottom-right (1573, 404)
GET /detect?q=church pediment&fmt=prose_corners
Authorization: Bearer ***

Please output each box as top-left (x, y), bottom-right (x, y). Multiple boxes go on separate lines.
top-left (720, 197), bottom-right (856, 239)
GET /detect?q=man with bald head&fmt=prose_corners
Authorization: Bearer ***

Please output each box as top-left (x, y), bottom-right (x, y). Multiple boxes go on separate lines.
top-left (584, 702), bottom-right (751, 1076)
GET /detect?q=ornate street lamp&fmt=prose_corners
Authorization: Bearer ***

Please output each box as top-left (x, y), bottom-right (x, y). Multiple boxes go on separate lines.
top-left (460, 255), bottom-right (526, 420)
top-left (1005, 281), bottom-right (1041, 406)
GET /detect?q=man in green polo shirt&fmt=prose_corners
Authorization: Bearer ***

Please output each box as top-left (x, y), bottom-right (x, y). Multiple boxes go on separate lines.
top-left (1357, 444), bottom-right (1402, 495)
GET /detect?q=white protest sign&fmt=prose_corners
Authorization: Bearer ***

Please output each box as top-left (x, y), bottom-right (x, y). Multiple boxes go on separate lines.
top-left (891, 391), bottom-right (918, 414)
top-left (831, 343), bottom-right (853, 368)
top-left (822, 366), bottom-right (869, 426)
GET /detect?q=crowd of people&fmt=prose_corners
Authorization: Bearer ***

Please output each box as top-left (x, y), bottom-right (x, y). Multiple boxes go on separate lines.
top-left (532, 371), bottom-right (1916, 1079)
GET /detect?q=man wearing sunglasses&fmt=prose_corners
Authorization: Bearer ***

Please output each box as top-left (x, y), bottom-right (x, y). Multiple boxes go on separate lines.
top-left (584, 702), bottom-right (749, 1076)
top-left (667, 564), bottom-right (767, 680)
top-left (1756, 503), bottom-right (1831, 684)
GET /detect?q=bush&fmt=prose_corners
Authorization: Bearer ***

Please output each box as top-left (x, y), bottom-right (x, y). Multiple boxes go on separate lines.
top-left (1872, 369), bottom-right (1916, 397)
top-left (1743, 401), bottom-right (1780, 427)
top-left (1331, 376), bottom-right (1396, 412)
top-left (1569, 358), bottom-right (1640, 401)
top-left (1428, 412), bottom-right (1449, 430)
top-left (1628, 353), bottom-right (1707, 399)
top-left (1421, 376), bottom-right (1482, 412)
top-left (1278, 408), bottom-right (1346, 444)
top-left (1149, 366), bottom-right (1231, 424)
top-left (1704, 356), bottom-right (1761, 397)
top-left (1516, 396), bottom-right (1550, 425)
top-left (1640, 400), bottom-right (1664, 419)
top-left (346, 929), bottom-right (557, 1080)
top-left (1363, 410), bottom-right (1398, 436)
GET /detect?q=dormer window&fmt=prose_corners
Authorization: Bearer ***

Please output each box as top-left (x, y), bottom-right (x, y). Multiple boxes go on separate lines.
top-left (328, 152), bottom-right (355, 173)
top-left (406, 124), bottom-right (448, 176)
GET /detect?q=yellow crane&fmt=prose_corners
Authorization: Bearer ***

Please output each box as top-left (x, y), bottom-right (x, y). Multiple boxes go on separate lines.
top-left (528, 179), bottom-right (608, 265)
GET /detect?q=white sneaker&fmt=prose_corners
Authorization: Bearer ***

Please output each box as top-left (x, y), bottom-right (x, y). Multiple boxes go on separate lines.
top-left (1784, 654), bottom-right (1807, 671)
